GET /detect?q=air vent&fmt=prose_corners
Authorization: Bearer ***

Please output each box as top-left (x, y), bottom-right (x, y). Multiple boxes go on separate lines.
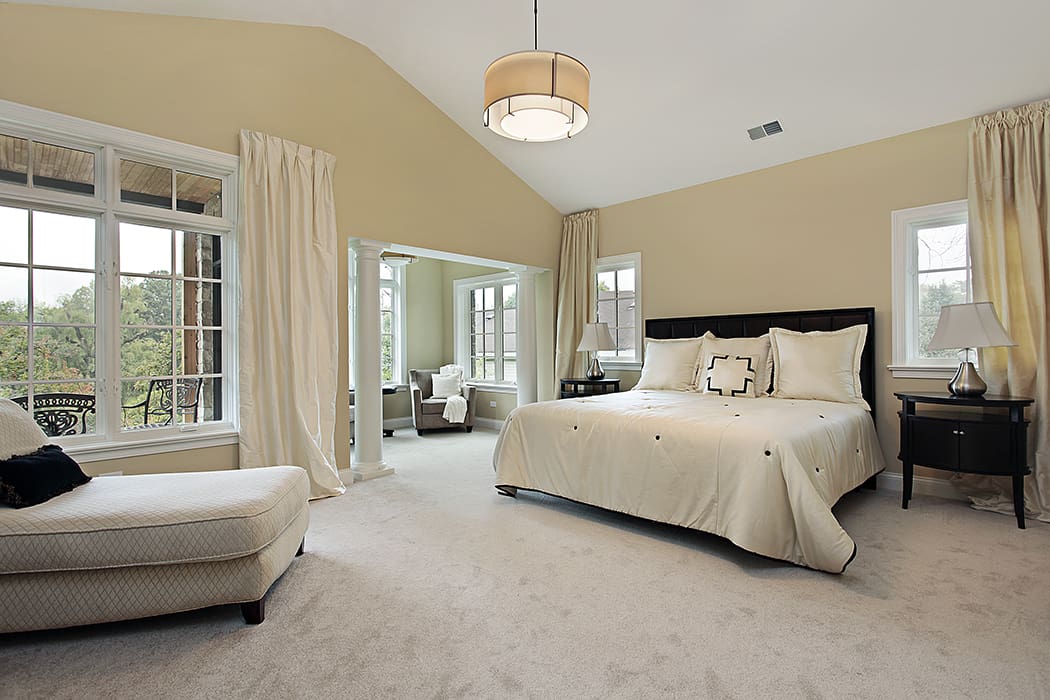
top-left (747, 120), bottom-right (783, 141)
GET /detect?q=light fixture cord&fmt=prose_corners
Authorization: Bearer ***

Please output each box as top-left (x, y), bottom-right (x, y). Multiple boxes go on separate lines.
top-left (533, 0), bottom-right (538, 50)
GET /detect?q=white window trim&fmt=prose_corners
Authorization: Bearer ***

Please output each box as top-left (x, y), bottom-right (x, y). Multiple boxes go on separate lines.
top-left (0, 100), bottom-right (239, 457)
top-left (595, 252), bottom-right (642, 369)
top-left (348, 260), bottom-right (408, 388)
top-left (889, 199), bottom-right (969, 379)
top-left (381, 265), bottom-right (408, 386)
top-left (453, 271), bottom-right (518, 388)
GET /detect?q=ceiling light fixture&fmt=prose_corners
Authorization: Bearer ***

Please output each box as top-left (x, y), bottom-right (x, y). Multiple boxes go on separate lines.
top-left (380, 251), bottom-right (418, 267)
top-left (483, 0), bottom-right (589, 142)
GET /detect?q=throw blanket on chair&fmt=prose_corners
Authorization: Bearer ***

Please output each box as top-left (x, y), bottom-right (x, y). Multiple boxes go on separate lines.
top-left (439, 364), bottom-right (469, 424)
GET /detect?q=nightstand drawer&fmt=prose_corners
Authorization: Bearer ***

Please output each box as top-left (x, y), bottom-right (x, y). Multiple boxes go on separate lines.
top-left (909, 417), bottom-right (958, 470)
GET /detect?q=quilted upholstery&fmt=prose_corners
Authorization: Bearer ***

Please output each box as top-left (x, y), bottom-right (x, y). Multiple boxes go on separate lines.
top-left (0, 508), bottom-right (307, 633)
top-left (0, 466), bottom-right (309, 574)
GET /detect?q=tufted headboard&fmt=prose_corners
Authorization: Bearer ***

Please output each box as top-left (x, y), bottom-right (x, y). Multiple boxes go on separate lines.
top-left (644, 307), bottom-right (876, 415)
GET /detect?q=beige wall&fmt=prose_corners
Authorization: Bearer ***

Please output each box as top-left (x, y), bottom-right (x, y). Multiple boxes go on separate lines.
top-left (599, 119), bottom-right (972, 477)
top-left (0, 4), bottom-right (562, 472)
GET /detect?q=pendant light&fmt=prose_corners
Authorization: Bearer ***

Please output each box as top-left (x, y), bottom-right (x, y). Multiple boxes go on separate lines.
top-left (483, 1), bottom-right (590, 142)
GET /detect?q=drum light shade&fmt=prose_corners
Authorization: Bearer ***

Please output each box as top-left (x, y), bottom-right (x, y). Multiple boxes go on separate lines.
top-left (483, 51), bottom-right (590, 142)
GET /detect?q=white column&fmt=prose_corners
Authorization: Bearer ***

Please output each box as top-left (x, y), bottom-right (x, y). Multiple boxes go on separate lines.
top-left (515, 268), bottom-right (538, 406)
top-left (350, 239), bottom-right (394, 481)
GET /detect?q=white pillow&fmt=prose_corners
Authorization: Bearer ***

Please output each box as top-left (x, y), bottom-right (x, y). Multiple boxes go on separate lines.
top-left (431, 374), bottom-right (462, 399)
top-left (769, 325), bottom-right (869, 408)
top-left (0, 398), bottom-right (49, 461)
top-left (700, 353), bottom-right (759, 398)
top-left (697, 332), bottom-right (773, 395)
top-left (633, 337), bottom-right (703, 391)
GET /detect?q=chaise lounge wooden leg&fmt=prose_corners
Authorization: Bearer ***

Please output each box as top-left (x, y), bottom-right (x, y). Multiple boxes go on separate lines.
top-left (296, 538), bottom-right (304, 557)
top-left (241, 598), bottom-right (265, 624)
top-left (861, 474), bottom-right (878, 491)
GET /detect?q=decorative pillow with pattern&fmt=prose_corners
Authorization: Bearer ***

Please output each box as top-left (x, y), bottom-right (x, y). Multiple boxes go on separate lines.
top-left (696, 332), bottom-right (774, 395)
top-left (701, 353), bottom-right (759, 397)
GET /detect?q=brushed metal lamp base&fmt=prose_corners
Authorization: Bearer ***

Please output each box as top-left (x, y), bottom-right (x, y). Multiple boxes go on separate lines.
top-left (947, 361), bottom-right (987, 397)
top-left (586, 356), bottom-right (606, 380)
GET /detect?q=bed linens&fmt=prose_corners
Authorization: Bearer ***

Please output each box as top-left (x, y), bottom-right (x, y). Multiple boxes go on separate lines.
top-left (493, 391), bottom-right (884, 573)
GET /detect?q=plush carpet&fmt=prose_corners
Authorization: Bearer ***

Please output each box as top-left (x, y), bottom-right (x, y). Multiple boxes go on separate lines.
top-left (2, 428), bottom-right (1049, 699)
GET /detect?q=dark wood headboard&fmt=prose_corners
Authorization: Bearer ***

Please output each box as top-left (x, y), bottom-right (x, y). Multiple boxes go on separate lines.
top-left (644, 307), bottom-right (876, 415)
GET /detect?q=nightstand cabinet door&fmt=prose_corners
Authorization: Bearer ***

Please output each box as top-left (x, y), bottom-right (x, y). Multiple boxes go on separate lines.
top-left (909, 417), bottom-right (959, 470)
top-left (957, 421), bottom-right (1014, 474)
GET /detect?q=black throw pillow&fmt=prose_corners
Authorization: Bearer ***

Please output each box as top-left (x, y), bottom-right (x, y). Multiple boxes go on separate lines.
top-left (0, 444), bottom-right (92, 508)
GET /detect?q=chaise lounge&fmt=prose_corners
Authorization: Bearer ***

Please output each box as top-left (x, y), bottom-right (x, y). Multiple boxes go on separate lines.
top-left (0, 465), bottom-right (309, 633)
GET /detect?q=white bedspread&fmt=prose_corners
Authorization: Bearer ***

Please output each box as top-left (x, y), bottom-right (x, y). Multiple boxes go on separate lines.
top-left (493, 390), bottom-right (885, 573)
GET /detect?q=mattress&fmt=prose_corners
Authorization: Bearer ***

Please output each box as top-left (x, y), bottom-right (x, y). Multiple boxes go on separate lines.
top-left (493, 391), bottom-right (885, 573)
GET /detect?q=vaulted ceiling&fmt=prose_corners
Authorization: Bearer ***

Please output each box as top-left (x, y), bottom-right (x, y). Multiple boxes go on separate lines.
top-left (23, 0), bottom-right (1050, 213)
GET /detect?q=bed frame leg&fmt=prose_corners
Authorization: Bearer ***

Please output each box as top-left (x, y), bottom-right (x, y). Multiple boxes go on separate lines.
top-left (296, 539), bottom-right (304, 557)
top-left (861, 474), bottom-right (878, 491)
top-left (241, 598), bottom-right (265, 624)
top-left (496, 485), bottom-right (517, 498)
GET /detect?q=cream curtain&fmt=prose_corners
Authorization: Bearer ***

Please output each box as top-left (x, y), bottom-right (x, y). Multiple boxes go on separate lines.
top-left (555, 210), bottom-right (599, 389)
top-left (960, 99), bottom-right (1050, 522)
top-left (238, 130), bottom-right (345, 499)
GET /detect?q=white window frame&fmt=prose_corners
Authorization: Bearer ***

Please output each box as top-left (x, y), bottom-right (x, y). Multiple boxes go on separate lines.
top-left (889, 199), bottom-right (970, 379)
top-left (0, 99), bottom-right (239, 461)
top-left (347, 260), bottom-right (408, 388)
top-left (380, 263), bottom-right (408, 386)
top-left (453, 272), bottom-right (518, 391)
top-left (595, 252), bottom-right (642, 369)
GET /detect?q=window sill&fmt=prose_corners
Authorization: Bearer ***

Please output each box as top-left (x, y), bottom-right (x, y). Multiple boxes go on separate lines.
top-left (887, 364), bottom-right (960, 380)
top-left (467, 383), bottom-right (517, 394)
top-left (59, 428), bottom-right (239, 464)
top-left (600, 360), bottom-right (641, 371)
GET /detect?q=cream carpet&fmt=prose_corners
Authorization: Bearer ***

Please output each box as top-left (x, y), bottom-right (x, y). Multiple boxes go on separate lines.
top-left (3, 428), bottom-right (1049, 699)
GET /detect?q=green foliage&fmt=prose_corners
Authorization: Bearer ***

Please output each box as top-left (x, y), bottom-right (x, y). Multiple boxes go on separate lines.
top-left (1, 276), bottom-right (184, 426)
top-left (918, 278), bottom-right (968, 359)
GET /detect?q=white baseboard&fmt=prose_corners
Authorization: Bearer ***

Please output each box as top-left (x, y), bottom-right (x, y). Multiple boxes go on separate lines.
top-left (876, 471), bottom-right (965, 501)
top-left (380, 416), bottom-right (504, 432)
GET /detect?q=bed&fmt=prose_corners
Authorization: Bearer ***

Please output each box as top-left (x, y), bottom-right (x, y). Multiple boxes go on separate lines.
top-left (493, 307), bottom-right (885, 574)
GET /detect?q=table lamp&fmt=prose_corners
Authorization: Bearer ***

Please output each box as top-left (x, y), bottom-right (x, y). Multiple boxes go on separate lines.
top-left (577, 322), bottom-right (616, 380)
top-left (926, 302), bottom-right (1016, 396)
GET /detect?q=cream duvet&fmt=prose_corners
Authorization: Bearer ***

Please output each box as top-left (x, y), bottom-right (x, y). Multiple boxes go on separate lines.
top-left (493, 390), bottom-right (885, 573)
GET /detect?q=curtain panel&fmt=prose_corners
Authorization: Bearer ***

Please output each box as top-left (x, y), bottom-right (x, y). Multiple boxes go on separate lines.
top-left (963, 99), bottom-right (1050, 522)
top-left (555, 210), bottom-right (599, 390)
top-left (238, 130), bottom-right (345, 499)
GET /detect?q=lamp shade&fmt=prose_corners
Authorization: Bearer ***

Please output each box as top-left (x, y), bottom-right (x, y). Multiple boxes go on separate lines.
top-left (927, 302), bottom-right (1016, 350)
top-left (577, 322), bottom-right (615, 352)
top-left (483, 51), bottom-right (589, 142)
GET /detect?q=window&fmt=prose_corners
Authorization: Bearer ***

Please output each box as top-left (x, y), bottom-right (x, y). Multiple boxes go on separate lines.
top-left (595, 252), bottom-right (641, 366)
top-left (347, 260), bottom-right (407, 386)
top-left (0, 101), bottom-right (238, 458)
top-left (454, 274), bottom-right (517, 386)
top-left (891, 200), bottom-right (971, 377)
top-left (379, 263), bottom-right (406, 384)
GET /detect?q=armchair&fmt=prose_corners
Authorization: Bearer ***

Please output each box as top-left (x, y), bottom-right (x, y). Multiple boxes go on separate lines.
top-left (409, 369), bottom-right (477, 435)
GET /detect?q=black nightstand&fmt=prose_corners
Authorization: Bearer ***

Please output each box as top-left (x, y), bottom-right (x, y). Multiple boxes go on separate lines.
top-left (560, 378), bottom-right (620, 399)
top-left (895, 391), bottom-right (1033, 528)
